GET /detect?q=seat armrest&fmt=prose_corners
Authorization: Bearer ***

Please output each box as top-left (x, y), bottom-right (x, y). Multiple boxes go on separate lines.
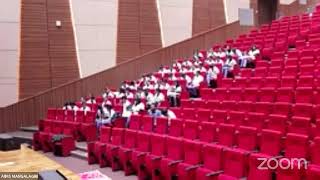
top-left (111, 146), bottom-right (119, 150)
top-left (168, 160), bottom-right (183, 166)
top-left (206, 170), bottom-right (224, 177)
top-left (137, 152), bottom-right (148, 157)
top-left (186, 164), bottom-right (203, 171)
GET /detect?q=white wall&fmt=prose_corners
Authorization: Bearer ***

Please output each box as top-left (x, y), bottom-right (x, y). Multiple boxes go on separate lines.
top-left (224, 0), bottom-right (250, 23)
top-left (156, 0), bottom-right (193, 46)
top-left (70, 0), bottom-right (118, 77)
top-left (0, 0), bottom-right (20, 107)
top-left (280, 0), bottom-right (296, 4)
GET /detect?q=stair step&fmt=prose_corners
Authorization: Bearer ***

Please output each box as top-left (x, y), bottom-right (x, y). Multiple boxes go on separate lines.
top-left (20, 126), bottom-right (38, 132)
top-left (75, 142), bottom-right (88, 152)
top-left (71, 149), bottom-right (88, 160)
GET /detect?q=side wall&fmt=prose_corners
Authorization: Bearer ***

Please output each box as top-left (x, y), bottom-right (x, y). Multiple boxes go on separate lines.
top-left (0, 0), bottom-right (20, 107)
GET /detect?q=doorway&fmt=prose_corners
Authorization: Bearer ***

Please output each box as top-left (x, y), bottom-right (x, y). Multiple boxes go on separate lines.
top-left (258, 0), bottom-right (278, 25)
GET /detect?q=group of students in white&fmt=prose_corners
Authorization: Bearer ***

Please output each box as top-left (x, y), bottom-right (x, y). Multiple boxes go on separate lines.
top-left (62, 45), bottom-right (260, 132)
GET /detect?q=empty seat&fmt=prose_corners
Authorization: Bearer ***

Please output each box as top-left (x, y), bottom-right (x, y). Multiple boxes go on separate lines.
top-left (276, 160), bottom-right (304, 180)
top-left (183, 120), bottom-right (199, 140)
top-left (234, 78), bottom-right (248, 88)
top-left (212, 110), bottom-right (227, 124)
top-left (305, 164), bottom-right (320, 180)
top-left (272, 102), bottom-right (291, 117)
top-left (260, 129), bottom-right (282, 156)
top-left (300, 65), bottom-right (315, 76)
top-left (280, 76), bottom-right (296, 88)
top-left (168, 119), bottom-right (183, 137)
top-left (218, 148), bottom-right (248, 179)
top-left (237, 126), bottom-right (258, 151)
top-left (228, 88), bottom-right (243, 101)
top-left (284, 133), bottom-right (309, 159)
top-left (237, 101), bottom-right (254, 113)
top-left (220, 100), bottom-right (237, 112)
top-left (217, 123), bottom-right (235, 147)
top-left (47, 108), bottom-right (56, 120)
top-left (292, 103), bottom-right (314, 119)
top-left (177, 140), bottom-right (202, 180)
top-left (116, 130), bottom-right (137, 172)
top-left (207, 100), bottom-right (220, 110)
top-left (196, 144), bottom-right (224, 180)
top-left (154, 117), bottom-right (168, 134)
top-left (248, 153), bottom-right (273, 180)
top-left (213, 88), bottom-right (228, 101)
top-left (199, 121), bottom-right (216, 143)
top-left (254, 102), bottom-right (272, 114)
top-left (197, 108), bottom-right (211, 122)
top-left (259, 87), bottom-right (276, 102)
top-left (141, 116), bottom-right (153, 132)
top-left (288, 116), bottom-right (311, 136)
top-left (143, 134), bottom-right (166, 179)
top-left (242, 88), bottom-right (258, 102)
top-left (129, 115), bottom-right (142, 130)
top-left (283, 66), bottom-right (298, 76)
top-left (295, 87), bottom-right (314, 104)
top-left (276, 87), bottom-right (294, 103)
top-left (310, 137), bottom-right (320, 165)
top-left (228, 111), bottom-right (246, 127)
top-left (220, 78), bottom-right (233, 88)
top-left (159, 137), bottom-right (184, 179)
top-left (297, 75), bottom-right (315, 87)
top-left (247, 77), bottom-right (263, 88)
top-left (182, 108), bottom-right (196, 120)
top-left (246, 112), bottom-right (266, 130)
top-left (267, 114), bottom-right (287, 133)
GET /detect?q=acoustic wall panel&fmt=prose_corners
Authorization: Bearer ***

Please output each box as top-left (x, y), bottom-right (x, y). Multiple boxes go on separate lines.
top-left (116, 0), bottom-right (162, 64)
top-left (192, 0), bottom-right (226, 35)
top-left (70, 0), bottom-right (118, 77)
top-left (224, 0), bottom-right (250, 23)
top-left (19, 0), bottom-right (79, 100)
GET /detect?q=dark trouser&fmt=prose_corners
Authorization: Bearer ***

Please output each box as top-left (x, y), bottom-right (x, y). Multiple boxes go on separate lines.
top-left (169, 96), bottom-right (181, 107)
top-left (188, 87), bottom-right (199, 98)
top-left (209, 79), bottom-right (218, 88)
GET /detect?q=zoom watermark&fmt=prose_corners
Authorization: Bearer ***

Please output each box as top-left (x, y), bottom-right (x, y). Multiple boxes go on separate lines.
top-left (257, 158), bottom-right (307, 170)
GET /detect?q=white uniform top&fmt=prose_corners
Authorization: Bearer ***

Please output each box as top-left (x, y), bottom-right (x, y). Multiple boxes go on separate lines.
top-left (100, 107), bottom-right (116, 123)
top-left (86, 99), bottom-right (96, 104)
top-left (79, 106), bottom-right (91, 115)
top-left (102, 91), bottom-right (115, 99)
top-left (122, 100), bottom-right (132, 118)
top-left (131, 102), bottom-right (145, 114)
top-left (248, 49), bottom-right (260, 59)
top-left (167, 85), bottom-right (182, 97)
top-left (207, 66), bottom-right (220, 80)
top-left (191, 75), bottom-right (204, 87)
top-left (153, 92), bottom-right (165, 104)
top-left (224, 59), bottom-right (237, 70)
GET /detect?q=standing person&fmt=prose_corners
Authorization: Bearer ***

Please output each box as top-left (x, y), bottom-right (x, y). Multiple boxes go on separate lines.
top-left (206, 65), bottom-right (220, 88)
top-left (167, 81), bottom-right (182, 107)
top-left (187, 71), bottom-right (204, 98)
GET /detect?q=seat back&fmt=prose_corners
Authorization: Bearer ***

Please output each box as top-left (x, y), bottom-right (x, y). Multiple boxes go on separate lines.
top-left (129, 114), bottom-right (142, 130)
top-left (246, 112), bottom-right (265, 130)
top-left (237, 126), bottom-right (258, 151)
top-left (182, 108), bottom-right (196, 120)
top-left (123, 129), bottom-right (137, 149)
top-left (183, 120), bottom-right (199, 140)
top-left (267, 114), bottom-right (287, 132)
top-left (197, 109), bottom-right (211, 122)
top-left (199, 122), bottom-right (216, 143)
top-left (288, 117), bottom-right (311, 136)
top-left (248, 153), bottom-right (273, 180)
top-left (212, 110), bottom-right (227, 124)
top-left (154, 117), bottom-right (168, 134)
top-left (56, 109), bottom-right (65, 121)
top-left (47, 108), bottom-right (56, 120)
top-left (166, 136), bottom-right (183, 160)
top-left (141, 116), bottom-right (153, 132)
top-left (110, 128), bottom-right (124, 145)
top-left (285, 133), bottom-right (308, 159)
top-left (222, 148), bottom-right (248, 178)
top-left (136, 132), bottom-right (151, 152)
top-left (202, 144), bottom-right (223, 171)
top-left (169, 119), bottom-right (183, 137)
top-left (150, 134), bottom-right (166, 156)
top-left (306, 165), bottom-right (320, 180)
top-left (183, 140), bottom-right (202, 165)
top-left (260, 129), bottom-right (282, 156)
top-left (228, 111), bottom-right (245, 127)
top-left (295, 87), bottom-right (314, 103)
top-left (218, 123), bottom-right (235, 147)
top-left (292, 103), bottom-right (314, 119)
top-left (85, 111), bottom-right (96, 123)
top-left (100, 126), bottom-right (112, 143)
top-left (75, 110), bottom-right (85, 122)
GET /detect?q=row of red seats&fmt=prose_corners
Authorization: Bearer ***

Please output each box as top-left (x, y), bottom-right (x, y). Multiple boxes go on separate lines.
top-left (200, 87), bottom-right (320, 104)
top-left (87, 127), bottom-right (320, 180)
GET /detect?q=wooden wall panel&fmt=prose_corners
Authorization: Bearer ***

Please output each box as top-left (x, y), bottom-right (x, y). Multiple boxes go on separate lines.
top-left (116, 0), bottom-right (162, 64)
top-left (2, 21), bottom-right (253, 132)
top-left (278, 0), bottom-right (320, 16)
top-left (192, 0), bottom-right (226, 35)
top-left (19, 0), bottom-right (79, 100)
top-left (20, 0), bottom-right (51, 99)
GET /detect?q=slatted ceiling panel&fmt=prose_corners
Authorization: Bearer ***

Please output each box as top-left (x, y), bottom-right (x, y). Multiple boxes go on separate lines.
top-left (116, 0), bottom-right (162, 64)
top-left (192, 0), bottom-right (226, 35)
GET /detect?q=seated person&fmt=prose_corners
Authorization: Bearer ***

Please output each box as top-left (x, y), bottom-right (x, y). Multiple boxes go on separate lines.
top-left (121, 96), bottom-right (132, 127)
top-left (222, 55), bottom-right (237, 78)
top-left (131, 98), bottom-right (145, 115)
top-left (180, 73), bottom-right (192, 84)
top-left (248, 45), bottom-right (260, 58)
top-left (86, 93), bottom-right (96, 104)
top-left (148, 104), bottom-right (163, 125)
top-left (167, 81), bottom-right (182, 107)
top-left (144, 90), bottom-right (154, 106)
top-left (161, 108), bottom-right (177, 122)
top-left (79, 101), bottom-right (91, 115)
top-left (187, 71), bottom-right (204, 98)
top-left (238, 50), bottom-right (253, 68)
top-left (206, 65), bottom-right (220, 88)
top-left (153, 88), bottom-right (165, 105)
top-left (102, 88), bottom-right (115, 99)
top-left (96, 102), bottom-right (116, 130)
